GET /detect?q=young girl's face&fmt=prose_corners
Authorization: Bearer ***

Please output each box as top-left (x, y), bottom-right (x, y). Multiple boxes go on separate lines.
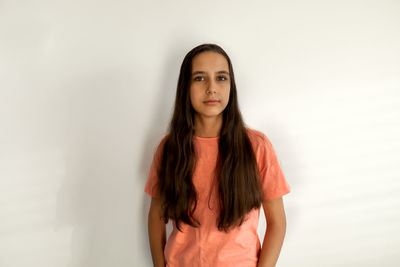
top-left (189, 51), bottom-right (231, 120)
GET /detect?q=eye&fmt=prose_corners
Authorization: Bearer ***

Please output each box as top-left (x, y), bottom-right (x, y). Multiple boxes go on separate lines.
top-left (217, 76), bottom-right (228, 81)
top-left (194, 76), bottom-right (204, 81)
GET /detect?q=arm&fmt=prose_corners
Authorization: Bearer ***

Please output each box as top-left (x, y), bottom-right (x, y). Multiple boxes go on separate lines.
top-left (148, 196), bottom-right (166, 267)
top-left (257, 197), bottom-right (287, 267)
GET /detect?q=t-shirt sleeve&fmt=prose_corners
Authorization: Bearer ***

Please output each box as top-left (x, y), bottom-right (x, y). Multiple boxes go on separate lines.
top-left (144, 136), bottom-right (167, 198)
top-left (257, 133), bottom-right (291, 200)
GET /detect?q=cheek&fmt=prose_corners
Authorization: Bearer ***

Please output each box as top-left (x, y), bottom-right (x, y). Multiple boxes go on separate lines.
top-left (189, 87), bottom-right (200, 107)
top-left (223, 87), bottom-right (231, 103)
top-left (189, 84), bottom-right (197, 95)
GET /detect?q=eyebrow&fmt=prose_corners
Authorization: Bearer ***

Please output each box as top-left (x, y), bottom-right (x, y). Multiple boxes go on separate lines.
top-left (191, 70), bottom-right (230, 76)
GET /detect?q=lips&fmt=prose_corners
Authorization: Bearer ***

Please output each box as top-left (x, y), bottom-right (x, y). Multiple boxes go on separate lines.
top-left (204, 100), bottom-right (220, 103)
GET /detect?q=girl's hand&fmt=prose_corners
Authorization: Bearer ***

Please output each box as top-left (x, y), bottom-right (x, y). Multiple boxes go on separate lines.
top-left (257, 197), bottom-right (287, 267)
top-left (148, 197), bottom-right (167, 267)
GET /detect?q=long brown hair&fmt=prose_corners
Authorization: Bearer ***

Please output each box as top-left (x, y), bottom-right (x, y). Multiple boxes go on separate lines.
top-left (157, 43), bottom-right (263, 233)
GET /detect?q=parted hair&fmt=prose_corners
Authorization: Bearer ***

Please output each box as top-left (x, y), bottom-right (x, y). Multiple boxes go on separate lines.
top-left (157, 43), bottom-right (264, 233)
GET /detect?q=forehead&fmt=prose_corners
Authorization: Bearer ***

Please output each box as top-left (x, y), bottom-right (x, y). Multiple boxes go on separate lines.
top-left (191, 51), bottom-right (229, 71)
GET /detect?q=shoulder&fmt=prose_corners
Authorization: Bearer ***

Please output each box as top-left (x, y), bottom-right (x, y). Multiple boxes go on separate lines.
top-left (152, 134), bottom-right (169, 157)
top-left (244, 127), bottom-right (277, 167)
top-left (159, 134), bottom-right (169, 146)
top-left (244, 127), bottom-right (271, 148)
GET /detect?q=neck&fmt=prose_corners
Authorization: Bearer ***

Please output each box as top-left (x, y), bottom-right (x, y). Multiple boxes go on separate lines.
top-left (193, 113), bottom-right (222, 138)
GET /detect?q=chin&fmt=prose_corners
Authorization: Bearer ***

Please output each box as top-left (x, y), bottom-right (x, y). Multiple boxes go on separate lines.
top-left (203, 112), bottom-right (223, 118)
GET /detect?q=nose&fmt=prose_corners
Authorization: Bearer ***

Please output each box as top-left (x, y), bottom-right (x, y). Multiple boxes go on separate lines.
top-left (207, 88), bottom-right (216, 94)
top-left (207, 80), bottom-right (217, 94)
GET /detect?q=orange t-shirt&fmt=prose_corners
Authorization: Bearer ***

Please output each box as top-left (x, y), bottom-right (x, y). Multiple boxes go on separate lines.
top-left (144, 127), bottom-right (291, 267)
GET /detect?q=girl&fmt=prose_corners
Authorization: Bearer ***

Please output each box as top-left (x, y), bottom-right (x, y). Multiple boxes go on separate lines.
top-left (145, 43), bottom-right (291, 267)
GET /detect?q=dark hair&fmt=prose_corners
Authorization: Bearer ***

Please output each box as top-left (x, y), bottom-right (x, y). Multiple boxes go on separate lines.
top-left (158, 43), bottom-right (263, 232)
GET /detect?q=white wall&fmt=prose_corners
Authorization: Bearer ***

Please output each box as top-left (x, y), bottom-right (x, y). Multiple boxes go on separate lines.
top-left (1, 0), bottom-right (399, 266)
